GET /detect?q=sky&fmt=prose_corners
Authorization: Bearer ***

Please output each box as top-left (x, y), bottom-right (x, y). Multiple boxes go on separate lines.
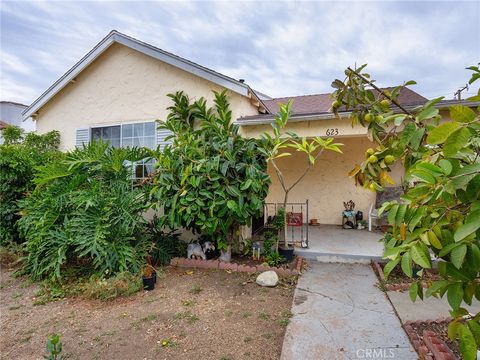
top-left (1, 0), bottom-right (479, 105)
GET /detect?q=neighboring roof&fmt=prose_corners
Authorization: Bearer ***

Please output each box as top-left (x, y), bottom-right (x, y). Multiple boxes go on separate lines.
top-left (261, 87), bottom-right (427, 115)
top-left (0, 120), bottom-right (8, 129)
top-left (0, 101), bottom-right (28, 108)
top-left (23, 30), bottom-right (250, 120)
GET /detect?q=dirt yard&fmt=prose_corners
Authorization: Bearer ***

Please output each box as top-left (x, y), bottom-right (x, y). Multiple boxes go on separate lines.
top-left (0, 267), bottom-right (295, 360)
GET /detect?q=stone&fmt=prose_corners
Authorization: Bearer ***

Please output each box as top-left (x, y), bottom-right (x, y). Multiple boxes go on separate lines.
top-left (256, 270), bottom-right (279, 287)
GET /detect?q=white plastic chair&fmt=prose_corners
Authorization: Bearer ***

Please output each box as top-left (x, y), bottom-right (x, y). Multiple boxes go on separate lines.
top-left (368, 203), bottom-right (378, 232)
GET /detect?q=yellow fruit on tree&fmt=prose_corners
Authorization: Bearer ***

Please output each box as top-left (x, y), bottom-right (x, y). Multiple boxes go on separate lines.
top-left (364, 113), bottom-right (373, 123)
top-left (381, 99), bottom-right (390, 107)
top-left (375, 115), bottom-right (383, 122)
top-left (368, 155), bottom-right (378, 163)
top-left (366, 148), bottom-right (375, 157)
top-left (369, 183), bottom-right (376, 192)
top-left (385, 155), bottom-right (395, 164)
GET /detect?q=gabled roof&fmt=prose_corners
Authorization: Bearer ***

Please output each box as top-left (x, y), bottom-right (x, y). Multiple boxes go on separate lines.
top-left (23, 30), bottom-right (250, 120)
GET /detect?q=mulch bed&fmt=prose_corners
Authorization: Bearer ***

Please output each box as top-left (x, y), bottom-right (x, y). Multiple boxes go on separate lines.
top-left (372, 261), bottom-right (441, 291)
top-left (0, 266), bottom-right (295, 360)
top-left (404, 320), bottom-right (460, 360)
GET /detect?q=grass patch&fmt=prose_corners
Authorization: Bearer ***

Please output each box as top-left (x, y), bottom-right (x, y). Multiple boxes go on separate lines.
top-left (277, 309), bottom-right (293, 327)
top-left (131, 314), bottom-right (158, 329)
top-left (190, 284), bottom-right (202, 294)
top-left (81, 272), bottom-right (142, 301)
top-left (261, 333), bottom-right (273, 339)
top-left (182, 299), bottom-right (196, 307)
top-left (174, 310), bottom-right (199, 324)
top-left (258, 312), bottom-right (270, 321)
top-left (244, 336), bottom-right (253, 343)
top-left (242, 311), bottom-right (252, 318)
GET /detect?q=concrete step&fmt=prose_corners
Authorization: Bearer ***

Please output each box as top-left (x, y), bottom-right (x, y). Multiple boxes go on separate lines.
top-left (295, 249), bottom-right (383, 264)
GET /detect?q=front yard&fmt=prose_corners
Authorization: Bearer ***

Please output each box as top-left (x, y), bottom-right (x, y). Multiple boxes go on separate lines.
top-left (0, 266), bottom-right (294, 360)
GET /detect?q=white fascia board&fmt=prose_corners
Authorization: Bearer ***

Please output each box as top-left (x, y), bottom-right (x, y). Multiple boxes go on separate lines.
top-left (23, 31), bottom-right (249, 120)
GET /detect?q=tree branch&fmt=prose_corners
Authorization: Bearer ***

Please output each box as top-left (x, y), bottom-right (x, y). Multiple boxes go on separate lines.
top-left (347, 67), bottom-right (413, 116)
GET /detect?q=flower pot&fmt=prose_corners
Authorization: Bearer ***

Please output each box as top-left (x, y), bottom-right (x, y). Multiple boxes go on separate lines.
top-left (279, 247), bottom-right (294, 262)
top-left (142, 275), bottom-right (155, 291)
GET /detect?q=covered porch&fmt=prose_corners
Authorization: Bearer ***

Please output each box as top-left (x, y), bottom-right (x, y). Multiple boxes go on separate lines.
top-left (294, 224), bottom-right (384, 262)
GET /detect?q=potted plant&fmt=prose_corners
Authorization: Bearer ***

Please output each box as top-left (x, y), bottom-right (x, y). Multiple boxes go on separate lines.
top-left (142, 255), bottom-right (156, 290)
top-left (272, 208), bottom-right (294, 262)
top-left (357, 220), bottom-right (367, 230)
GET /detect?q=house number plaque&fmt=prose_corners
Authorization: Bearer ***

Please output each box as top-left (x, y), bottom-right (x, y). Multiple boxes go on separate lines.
top-left (325, 128), bottom-right (339, 136)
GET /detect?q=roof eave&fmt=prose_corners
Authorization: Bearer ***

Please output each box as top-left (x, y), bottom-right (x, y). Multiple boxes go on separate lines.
top-left (23, 30), bottom-right (249, 120)
top-left (234, 100), bottom-right (480, 126)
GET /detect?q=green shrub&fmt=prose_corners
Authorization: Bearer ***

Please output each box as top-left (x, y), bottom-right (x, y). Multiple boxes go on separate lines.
top-left (146, 220), bottom-right (186, 266)
top-left (0, 126), bottom-right (60, 245)
top-left (19, 141), bottom-right (151, 280)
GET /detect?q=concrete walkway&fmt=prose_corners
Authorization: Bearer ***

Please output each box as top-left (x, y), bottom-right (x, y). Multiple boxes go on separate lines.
top-left (388, 290), bottom-right (480, 323)
top-left (281, 263), bottom-right (417, 360)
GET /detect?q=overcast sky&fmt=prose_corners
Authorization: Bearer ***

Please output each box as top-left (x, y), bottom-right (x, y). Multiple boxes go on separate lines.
top-left (1, 0), bottom-right (479, 105)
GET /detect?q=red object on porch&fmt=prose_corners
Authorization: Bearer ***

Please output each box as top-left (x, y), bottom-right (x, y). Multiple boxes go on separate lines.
top-left (287, 212), bottom-right (303, 226)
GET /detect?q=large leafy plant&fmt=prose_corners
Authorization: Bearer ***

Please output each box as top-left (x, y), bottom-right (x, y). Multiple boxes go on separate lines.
top-left (331, 64), bottom-right (480, 359)
top-left (151, 90), bottom-right (271, 251)
top-left (0, 126), bottom-right (61, 245)
top-left (19, 141), bottom-right (150, 280)
top-left (260, 102), bottom-right (343, 249)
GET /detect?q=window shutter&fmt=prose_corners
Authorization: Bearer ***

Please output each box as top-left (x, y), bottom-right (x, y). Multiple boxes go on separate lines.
top-left (156, 128), bottom-right (173, 151)
top-left (75, 128), bottom-right (90, 148)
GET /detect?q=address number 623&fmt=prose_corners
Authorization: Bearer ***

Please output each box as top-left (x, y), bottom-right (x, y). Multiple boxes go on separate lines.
top-left (325, 128), bottom-right (339, 136)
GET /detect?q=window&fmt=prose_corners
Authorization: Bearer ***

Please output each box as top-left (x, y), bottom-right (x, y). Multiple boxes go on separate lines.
top-left (90, 121), bottom-right (157, 179)
top-left (91, 125), bottom-right (121, 147)
top-left (90, 122), bottom-right (156, 149)
top-left (121, 122), bottom-right (156, 149)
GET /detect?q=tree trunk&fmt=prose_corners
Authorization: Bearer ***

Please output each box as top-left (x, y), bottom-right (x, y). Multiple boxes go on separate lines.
top-left (282, 190), bottom-right (289, 249)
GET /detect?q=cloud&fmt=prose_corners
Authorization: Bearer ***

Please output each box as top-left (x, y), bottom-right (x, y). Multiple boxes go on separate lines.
top-left (0, 0), bottom-right (479, 104)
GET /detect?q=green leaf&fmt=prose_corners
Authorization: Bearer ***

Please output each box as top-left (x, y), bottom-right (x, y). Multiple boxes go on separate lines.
top-left (426, 122), bottom-right (460, 145)
top-left (459, 324), bottom-right (477, 360)
top-left (450, 105), bottom-right (477, 123)
top-left (240, 179), bottom-right (252, 191)
top-left (395, 204), bottom-right (407, 226)
top-left (408, 207), bottom-right (425, 231)
top-left (387, 205), bottom-right (399, 226)
top-left (383, 257), bottom-right (400, 279)
top-left (416, 106), bottom-right (439, 122)
top-left (409, 282), bottom-right (418, 302)
top-left (401, 252), bottom-right (413, 277)
top-left (447, 282), bottom-right (463, 310)
top-left (411, 170), bottom-right (436, 184)
top-left (410, 244), bottom-right (431, 268)
top-left (450, 244), bottom-right (467, 269)
top-left (454, 218), bottom-right (480, 242)
top-left (428, 231), bottom-right (443, 249)
top-left (438, 159), bottom-right (453, 175)
top-left (444, 127), bottom-right (471, 157)
top-left (448, 321), bottom-right (461, 341)
top-left (467, 319), bottom-right (480, 344)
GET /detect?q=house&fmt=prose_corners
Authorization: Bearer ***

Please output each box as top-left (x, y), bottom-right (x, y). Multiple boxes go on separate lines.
top-left (21, 30), bottom-right (465, 233)
top-left (0, 101), bottom-right (35, 144)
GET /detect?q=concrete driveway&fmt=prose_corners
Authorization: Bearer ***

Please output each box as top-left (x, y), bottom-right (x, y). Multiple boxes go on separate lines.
top-left (281, 262), bottom-right (417, 360)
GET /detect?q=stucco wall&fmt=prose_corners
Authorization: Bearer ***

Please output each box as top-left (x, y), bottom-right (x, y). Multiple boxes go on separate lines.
top-left (35, 43), bottom-right (258, 151)
top-left (265, 136), bottom-right (404, 225)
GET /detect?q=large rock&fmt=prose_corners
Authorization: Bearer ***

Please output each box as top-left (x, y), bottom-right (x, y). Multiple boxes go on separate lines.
top-left (256, 270), bottom-right (279, 287)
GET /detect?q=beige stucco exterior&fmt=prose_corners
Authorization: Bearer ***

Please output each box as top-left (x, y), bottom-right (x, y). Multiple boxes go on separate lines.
top-left (35, 43), bottom-right (259, 151)
top-left (265, 136), bottom-right (404, 225)
top-left (33, 40), bottom-right (407, 226)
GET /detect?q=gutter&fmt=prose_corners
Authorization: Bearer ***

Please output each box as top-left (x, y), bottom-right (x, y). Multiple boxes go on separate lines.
top-left (234, 100), bottom-right (480, 126)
